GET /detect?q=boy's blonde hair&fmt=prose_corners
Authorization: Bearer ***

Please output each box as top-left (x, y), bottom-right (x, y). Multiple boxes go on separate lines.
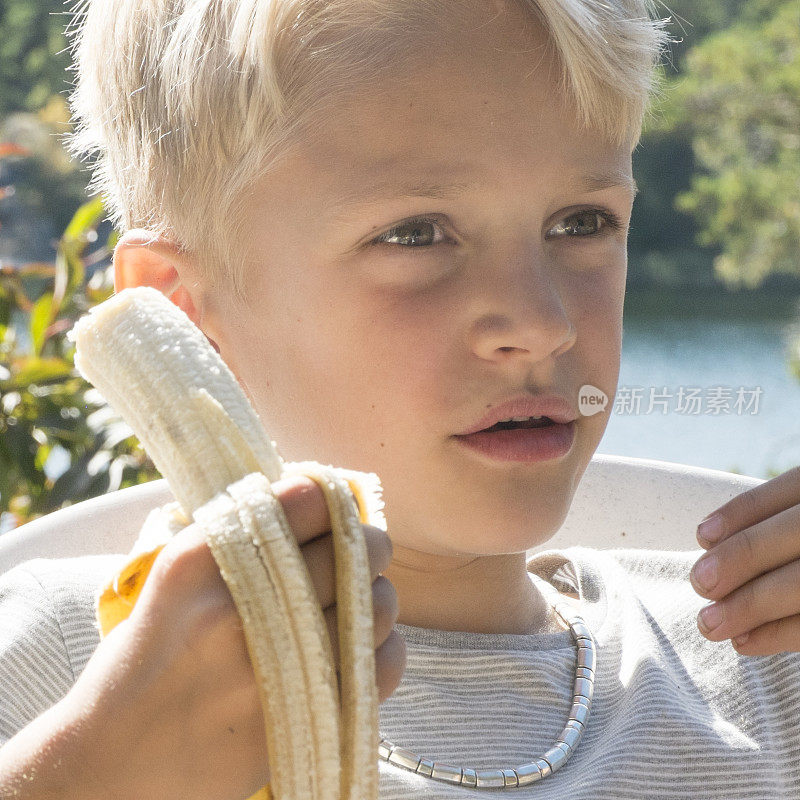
top-left (63, 0), bottom-right (672, 307)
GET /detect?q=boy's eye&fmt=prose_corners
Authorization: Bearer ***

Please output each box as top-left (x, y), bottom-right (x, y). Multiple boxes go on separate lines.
top-left (371, 217), bottom-right (445, 248)
top-left (369, 208), bottom-right (624, 250)
top-left (547, 209), bottom-right (624, 238)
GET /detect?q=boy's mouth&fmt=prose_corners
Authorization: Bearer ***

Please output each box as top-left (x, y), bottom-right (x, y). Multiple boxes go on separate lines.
top-left (452, 417), bottom-right (576, 462)
top-left (479, 417), bottom-right (555, 432)
top-left (453, 394), bottom-right (578, 436)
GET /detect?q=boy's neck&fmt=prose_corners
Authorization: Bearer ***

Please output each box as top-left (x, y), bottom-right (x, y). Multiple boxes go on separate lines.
top-left (383, 549), bottom-right (569, 636)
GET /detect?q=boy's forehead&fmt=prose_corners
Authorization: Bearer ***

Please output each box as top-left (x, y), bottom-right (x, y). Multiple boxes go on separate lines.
top-left (252, 2), bottom-right (632, 212)
top-left (284, 91), bottom-right (631, 216)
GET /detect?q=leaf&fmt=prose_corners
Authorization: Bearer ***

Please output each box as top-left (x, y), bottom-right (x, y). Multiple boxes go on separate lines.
top-left (34, 442), bottom-right (52, 473)
top-left (53, 243), bottom-right (84, 314)
top-left (52, 198), bottom-right (105, 313)
top-left (62, 197), bottom-right (106, 243)
top-left (29, 292), bottom-right (54, 357)
top-left (13, 357), bottom-right (74, 387)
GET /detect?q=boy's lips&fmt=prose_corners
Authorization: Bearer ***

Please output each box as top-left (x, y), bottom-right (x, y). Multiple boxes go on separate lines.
top-left (453, 393), bottom-right (579, 436)
top-left (452, 420), bottom-right (577, 462)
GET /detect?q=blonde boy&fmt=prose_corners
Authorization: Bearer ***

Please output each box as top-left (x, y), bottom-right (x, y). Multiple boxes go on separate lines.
top-left (3, 0), bottom-right (800, 797)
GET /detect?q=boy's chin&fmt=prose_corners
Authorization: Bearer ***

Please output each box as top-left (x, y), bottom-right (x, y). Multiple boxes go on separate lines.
top-left (440, 511), bottom-right (571, 557)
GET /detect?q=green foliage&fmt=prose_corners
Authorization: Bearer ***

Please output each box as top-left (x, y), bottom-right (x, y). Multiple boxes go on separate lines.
top-left (650, 0), bottom-right (774, 68)
top-left (0, 0), bottom-right (74, 115)
top-left (653, 0), bottom-right (800, 289)
top-left (629, 125), bottom-right (719, 288)
top-left (0, 155), bottom-right (161, 530)
top-left (628, 10), bottom-right (736, 290)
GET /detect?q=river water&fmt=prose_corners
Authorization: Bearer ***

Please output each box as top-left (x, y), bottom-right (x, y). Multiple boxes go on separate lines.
top-left (601, 289), bottom-right (800, 480)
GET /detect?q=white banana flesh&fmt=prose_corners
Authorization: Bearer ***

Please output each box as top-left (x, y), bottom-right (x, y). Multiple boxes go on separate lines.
top-left (67, 285), bottom-right (385, 800)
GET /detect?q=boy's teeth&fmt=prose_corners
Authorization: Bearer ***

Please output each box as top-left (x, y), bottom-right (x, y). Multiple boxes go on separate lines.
top-left (481, 415), bottom-right (553, 431)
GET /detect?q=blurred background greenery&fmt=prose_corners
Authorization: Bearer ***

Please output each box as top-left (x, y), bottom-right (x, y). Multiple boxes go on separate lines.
top-left (0, 0), bottom-right (799, 532)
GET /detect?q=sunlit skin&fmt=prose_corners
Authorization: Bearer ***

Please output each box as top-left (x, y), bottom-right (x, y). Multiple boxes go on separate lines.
top-left (116, 0), bottom-right (635, 635)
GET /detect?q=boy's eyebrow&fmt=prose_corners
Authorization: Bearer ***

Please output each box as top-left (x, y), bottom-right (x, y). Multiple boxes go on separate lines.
top-left (579, 171), bottom-right (639, 199)
top-left (325, 173), bottom-right (478, 219)
top-left (325, 165), bottom-right (638, 218)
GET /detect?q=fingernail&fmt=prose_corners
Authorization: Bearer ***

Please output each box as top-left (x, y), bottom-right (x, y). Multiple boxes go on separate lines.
top-left (691, 554), bottom-right (718, 591)
top-left (698, 602), bottom-right (723, 634)
top-left (697, 513), bottom-right (724, 544)
top-left (733, 632), bottom-right (749, 647)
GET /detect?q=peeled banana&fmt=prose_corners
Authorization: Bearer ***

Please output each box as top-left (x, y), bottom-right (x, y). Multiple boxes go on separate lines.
top-left (67, 286), bottom-right (386, 800)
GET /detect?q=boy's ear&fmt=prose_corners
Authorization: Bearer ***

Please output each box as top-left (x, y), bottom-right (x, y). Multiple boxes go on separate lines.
top-left (113, 229), bottom-right (220, 352)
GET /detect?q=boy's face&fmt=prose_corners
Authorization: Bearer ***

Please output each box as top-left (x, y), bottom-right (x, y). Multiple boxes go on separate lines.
top-left (201, 2), bottom-right (632, 558)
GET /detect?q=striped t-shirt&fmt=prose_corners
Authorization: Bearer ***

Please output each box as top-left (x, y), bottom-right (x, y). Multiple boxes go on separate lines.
top-left (1, 545), bottom-right (799, 798)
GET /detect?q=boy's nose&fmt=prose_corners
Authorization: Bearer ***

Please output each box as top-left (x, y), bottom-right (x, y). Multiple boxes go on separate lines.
top-left (466, 271), bottom-right (577, 363)
top-left (470, 318), bottom-right (576, 364)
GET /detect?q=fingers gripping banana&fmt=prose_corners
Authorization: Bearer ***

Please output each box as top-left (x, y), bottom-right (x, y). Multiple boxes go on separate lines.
top-left (67, 286), bottom-right (386, 800)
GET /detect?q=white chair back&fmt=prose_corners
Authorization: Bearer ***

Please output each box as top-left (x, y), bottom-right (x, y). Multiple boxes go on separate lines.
top-left (536, 453), bottom-right (762, 554)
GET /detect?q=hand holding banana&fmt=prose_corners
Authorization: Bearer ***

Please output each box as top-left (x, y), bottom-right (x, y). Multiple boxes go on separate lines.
top-left (66, 286), bottom-right (404, 800)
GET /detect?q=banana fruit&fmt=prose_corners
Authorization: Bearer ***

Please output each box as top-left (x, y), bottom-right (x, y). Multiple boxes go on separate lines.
top-left (67, 286), bottom-right (386, 800)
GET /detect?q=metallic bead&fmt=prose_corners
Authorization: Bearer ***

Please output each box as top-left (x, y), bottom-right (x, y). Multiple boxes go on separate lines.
top-left (542, 744), bottom-right (569, 771)
top-left (577, 645), bottom-right (596, 672)
top-left (515, 762), bottom-right (544, 786)
top-left (573, 694), bottom-right (592, 710)
top-left (570, 620), bottom-right (594, 641)
top-left (461, 768), bottom-right (477, 787)
top-left (417, 759), bottom-right (434, 777)
top-left (576, 666), bottom-right (594, 680)
top-left (475, 769), bottom-right (506, 788)
top-left (388, 746), bottom-right (420, 772)
top-left (570, 702), bottom-right (590, 726)
top-left (430, 763), bottom-right (463, 784)
top-left (378, 740), bottom-right (394, 760)
top-left (573, 676), bottom-right (594, 700)
top-left (536, 757), bottom-right (554, 778)
top-left (503, 769), bottom-right (519, 787)
top-left (558, 724), bottom-right (582, 749)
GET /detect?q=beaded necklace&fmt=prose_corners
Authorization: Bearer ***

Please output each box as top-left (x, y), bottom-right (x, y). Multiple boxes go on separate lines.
top-left (377, 576), bottom-right (595, 789)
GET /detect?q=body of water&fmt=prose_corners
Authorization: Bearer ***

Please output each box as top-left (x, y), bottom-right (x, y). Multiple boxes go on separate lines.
top-left (599, 290), bottom-right (800, 480)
